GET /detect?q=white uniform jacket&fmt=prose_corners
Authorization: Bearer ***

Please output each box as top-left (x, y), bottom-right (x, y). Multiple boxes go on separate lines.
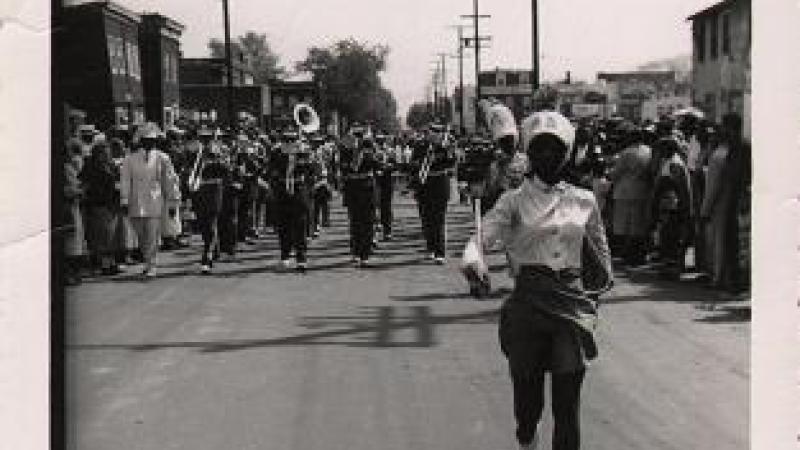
top-left (120, 149), bottom-right (181, 218)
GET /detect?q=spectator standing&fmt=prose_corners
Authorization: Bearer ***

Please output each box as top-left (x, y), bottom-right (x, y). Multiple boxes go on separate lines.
top-left (608, 126), bottom-right (654, 265)
top-left (79, 140), bottom-right (121, 275)
top-left (119, 122), bottom-right (181, 278)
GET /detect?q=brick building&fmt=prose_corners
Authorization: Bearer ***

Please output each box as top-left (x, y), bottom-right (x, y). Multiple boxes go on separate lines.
top-left (178, 53), bottom-right (268, 127)
top-left (139, 14), bottom-right (184, 128)
top-left (58, 1), bottom-right (146, 130)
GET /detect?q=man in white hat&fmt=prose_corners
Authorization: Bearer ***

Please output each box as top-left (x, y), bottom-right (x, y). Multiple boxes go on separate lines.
top-left (120, 122), bottom-right (180, 278)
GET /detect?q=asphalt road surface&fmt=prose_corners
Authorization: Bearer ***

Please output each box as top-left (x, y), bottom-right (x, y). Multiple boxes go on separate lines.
top-left (65, 193), bottom-right (749, 450)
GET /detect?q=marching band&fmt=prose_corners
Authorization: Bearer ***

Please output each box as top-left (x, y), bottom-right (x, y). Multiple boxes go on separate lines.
top-left (66, 100), bottom-right (579, 281)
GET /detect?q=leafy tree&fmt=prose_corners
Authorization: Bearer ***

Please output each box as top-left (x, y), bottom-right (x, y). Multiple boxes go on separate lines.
top-left (209, 31), bottom-right (285, 84)
top-left (405, 102), bottom-right (435, 130)
top-left (297, 38), bottom-right (398, 131)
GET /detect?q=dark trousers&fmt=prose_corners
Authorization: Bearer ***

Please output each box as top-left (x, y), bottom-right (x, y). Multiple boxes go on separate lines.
top-left (419, 196), bottom-right (447, 257)
top-left (219, 190), bottom-right (238, 255)
top-left (511, 370), bottom-right (585, 449)
top-left (313, 191), bottom-right (330, 228)
top-left (419, 176), bottom-right (449, 257)
top-left (237, 189), bottom-right (254, 241)
top-left (197, 212), bottom-right (219, 266)
top-left (379, 176), bottom-right (393, 235)
top-left (657, 212), bottom-right (687, 273)
top-left (276, 196), bottom-right (308, 262)
top-left (347, 181), bottom-right (375, 260)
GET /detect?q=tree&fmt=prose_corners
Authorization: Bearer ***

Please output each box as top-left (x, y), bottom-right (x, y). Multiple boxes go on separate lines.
top-left (405, 102), bottom-right (435, 130)
top-left (296, 38), bottom-right (399, 131)
top-left (209, 31), bottom-right (285, 84)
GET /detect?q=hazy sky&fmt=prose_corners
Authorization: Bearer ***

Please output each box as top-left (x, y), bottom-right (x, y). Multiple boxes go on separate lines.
top-left (113, 0), bottom-right (716, 119)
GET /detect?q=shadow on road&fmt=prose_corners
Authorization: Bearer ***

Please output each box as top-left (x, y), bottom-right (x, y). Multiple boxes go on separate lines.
top-left (67, 306), bottom-right (500, 353)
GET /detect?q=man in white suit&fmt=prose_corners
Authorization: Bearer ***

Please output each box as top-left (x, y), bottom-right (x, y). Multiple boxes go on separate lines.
top-left (120, 122), bottom-right (180, 278)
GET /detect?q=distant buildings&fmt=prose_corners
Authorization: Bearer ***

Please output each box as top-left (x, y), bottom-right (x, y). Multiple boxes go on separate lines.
top-left (688, 0), bottom-right (751, 136)
top-left (597, 71), bottom-right (684, 121)
top-left (477, 68), bottom-right (536, 121)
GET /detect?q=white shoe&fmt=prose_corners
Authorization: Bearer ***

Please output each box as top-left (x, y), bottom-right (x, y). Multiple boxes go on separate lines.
top-left (144, 267), bottom-right (157, 278)
top-left (279, 259), bottom-right (293, 269)
top-left (296, 262), bottom-right (307, 272)
top-left (200, 264), bottom-right (211, 274)
top-left (434, 256), bottom-right (446, 265)
top-left (428, 253), bottom-right (436, 260)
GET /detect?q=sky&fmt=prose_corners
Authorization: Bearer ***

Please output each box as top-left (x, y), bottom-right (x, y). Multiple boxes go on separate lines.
top-left (108, 0), bottom-right (717, 120)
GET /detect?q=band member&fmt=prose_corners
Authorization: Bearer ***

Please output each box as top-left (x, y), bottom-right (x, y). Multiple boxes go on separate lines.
top-left (461, 111), bottom-right (613, 450)
top-left (311, 135), bottom-right (333, 236)
top-left (478, 100), bottom-right (527, 214)
top-left (341, 131), bottom-right (380, 267)
top-left (375, 135), bottom-right (396, 240)
top-left (269, 132), bottom-right (313, 272)
top-left (190, 128), bottom-right (229, 274)
top-left (412, 122), bottom-right (455, 264)
top-left (119, 122), bottom-right (181, 278)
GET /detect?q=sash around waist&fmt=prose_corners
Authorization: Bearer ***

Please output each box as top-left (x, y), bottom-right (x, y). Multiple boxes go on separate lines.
top-left (510, 264), bottom-right (599, 360)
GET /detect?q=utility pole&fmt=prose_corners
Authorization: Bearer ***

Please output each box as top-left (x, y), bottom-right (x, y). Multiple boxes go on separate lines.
top-left (532, 0), bottom-right (539, 90)
top-left (222, 0), bottom-right (235, 130)
top-left (447, 24), bottom-right (474, 135)
top-left (461, 3), bottom-right (491, 132)
top-left (436, 52), bottom-right (450, 122)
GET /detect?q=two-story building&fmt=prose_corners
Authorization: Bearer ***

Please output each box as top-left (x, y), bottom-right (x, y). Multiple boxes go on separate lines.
top-left (688, 0), bottom-right (751, 136)
top-left (58, 1), bottom-right (146, 130)
top-left (139, 14), bottom-right (184, 128)
top-left (178, 52), bottom-right (270, 128)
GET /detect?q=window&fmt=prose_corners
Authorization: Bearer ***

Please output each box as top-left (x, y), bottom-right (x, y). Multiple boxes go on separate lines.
top-left (722, 13), bottom-right (731, 56)
top-left (107, 36), bottom-right (125, 75)
top-left (163, 52), bottom-right (171, 82)
top-left (125, 41), bottom-right (140, 80)
top-left (694, 20), bottom-right (706, 63)
top-left (506, 73), bottom-right (520, 86)
top-left (478, 72), bottom-right (496, 87)
top-left (709, 15), bottom-right (718, 60)
top-left (115, 106), bottom-right (129, 126)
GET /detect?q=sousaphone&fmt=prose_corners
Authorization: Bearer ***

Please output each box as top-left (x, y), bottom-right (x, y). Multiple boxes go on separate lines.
top-left (293, 103), bottom-right (320, 135)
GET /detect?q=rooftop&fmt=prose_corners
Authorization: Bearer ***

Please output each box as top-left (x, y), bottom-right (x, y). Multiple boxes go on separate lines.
top-left (687, 0), bottom-right (739, 21)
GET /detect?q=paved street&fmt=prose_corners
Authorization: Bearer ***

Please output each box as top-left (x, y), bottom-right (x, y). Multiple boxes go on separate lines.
top-left (65, 194), bottom-right (749, 450)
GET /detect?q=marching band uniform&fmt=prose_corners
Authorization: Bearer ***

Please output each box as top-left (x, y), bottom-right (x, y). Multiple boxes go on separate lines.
top-left (192, 139), bottom-right (229, 273)
top-left (269, 138), bottom-right (314, 271)
top-left (218, 143), bottom-right (241, 260)
top-left (342, 138), bottom-right (380, 266)
top-left (412, 126), bottom-right (455, 263)
top-left (375, 140), bottom-right (396, 240)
